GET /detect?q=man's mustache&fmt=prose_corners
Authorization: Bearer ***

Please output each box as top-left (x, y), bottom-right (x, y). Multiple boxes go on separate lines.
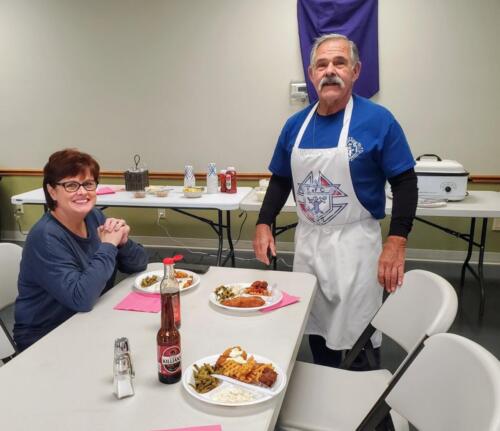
top-left (319, 75), bottom-right (345, 90)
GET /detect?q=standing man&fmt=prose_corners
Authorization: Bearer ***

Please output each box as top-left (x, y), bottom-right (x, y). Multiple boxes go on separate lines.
top-left (253, 34), bottom-right (418, 369)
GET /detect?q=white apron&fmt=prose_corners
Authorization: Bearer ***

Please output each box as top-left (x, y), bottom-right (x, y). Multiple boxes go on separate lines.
top-left (292, 97), bottom-right (382, 350)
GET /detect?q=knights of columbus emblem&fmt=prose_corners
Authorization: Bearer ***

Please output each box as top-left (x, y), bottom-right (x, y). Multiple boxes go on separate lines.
top-left (296, 171), bottom-right (348, 225)
top-left (347, 137), bottom-right (364, 161)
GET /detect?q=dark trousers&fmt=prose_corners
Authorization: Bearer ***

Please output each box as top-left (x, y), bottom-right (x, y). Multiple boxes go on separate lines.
top-left (309, 334), bottom-right (381, 371)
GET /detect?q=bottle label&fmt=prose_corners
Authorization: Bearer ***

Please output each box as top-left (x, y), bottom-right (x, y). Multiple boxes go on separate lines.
top-left (157, 345), bottom-right (181, 375)
top-left (225, 174), bottom-right (232, 191)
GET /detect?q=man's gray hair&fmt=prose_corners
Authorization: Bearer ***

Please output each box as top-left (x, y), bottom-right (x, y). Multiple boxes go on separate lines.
top-left (309, 33), bottom-right (360, 68)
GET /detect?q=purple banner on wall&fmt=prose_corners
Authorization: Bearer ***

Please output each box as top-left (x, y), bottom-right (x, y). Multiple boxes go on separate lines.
top-left (297, 0), bottom-right (379, 102)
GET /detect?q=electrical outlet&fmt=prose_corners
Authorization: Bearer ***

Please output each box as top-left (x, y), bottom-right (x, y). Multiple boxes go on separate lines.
top-left (14, 204), bottom-right (24, 215)
top-left (158, 209), bottom-right (166, 219)
top-left (493, 218), bottom-right (500, 231)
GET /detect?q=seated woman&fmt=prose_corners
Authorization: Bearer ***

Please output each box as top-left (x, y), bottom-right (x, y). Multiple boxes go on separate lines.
top-left (13, 149), bottom-right (148, 351)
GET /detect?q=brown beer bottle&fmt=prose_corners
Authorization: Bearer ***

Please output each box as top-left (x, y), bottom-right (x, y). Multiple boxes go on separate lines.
top-left (157, 257), bottom-right (182, 384)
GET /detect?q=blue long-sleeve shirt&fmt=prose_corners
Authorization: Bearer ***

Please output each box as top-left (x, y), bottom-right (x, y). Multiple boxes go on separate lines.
top-left (13, 208), bottom-right (148, 351)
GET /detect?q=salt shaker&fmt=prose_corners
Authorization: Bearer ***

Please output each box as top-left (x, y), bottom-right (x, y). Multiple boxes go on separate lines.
top-left (114, 337), bottom-right (134, 377)
top-left (184, 165), bottom-right (195, 188)
top-left (206, 162), bottom-right (218, 194)
top-left (113, 354), bottom-right (135, 399)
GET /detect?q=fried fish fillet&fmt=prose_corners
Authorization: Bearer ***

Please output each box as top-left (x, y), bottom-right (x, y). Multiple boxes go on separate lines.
top-left (221, 296), bottom-right (265, 308)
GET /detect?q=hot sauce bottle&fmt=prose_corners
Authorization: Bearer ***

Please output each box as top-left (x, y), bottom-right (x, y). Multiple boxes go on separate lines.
top-left (157, 256), bottom-right (182, 384)
top-left (219, 169), bottom-right (227, 192)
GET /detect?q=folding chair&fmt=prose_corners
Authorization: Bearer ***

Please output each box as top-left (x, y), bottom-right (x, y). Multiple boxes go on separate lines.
top-left (363, 333), bottom-right (500, 431)
top-left (0, 242), bottom-right (22, 363)
top-left (0, 319), bottom-right (16, 363)
top-left (276, 270), bottom-right (458, 431)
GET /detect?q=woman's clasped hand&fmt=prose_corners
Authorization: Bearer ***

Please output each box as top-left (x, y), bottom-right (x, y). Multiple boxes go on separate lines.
top-left (98, 218), bottom-right (130, 247)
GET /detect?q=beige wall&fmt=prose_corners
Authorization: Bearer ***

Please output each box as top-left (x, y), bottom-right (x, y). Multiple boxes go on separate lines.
top-left (374, 0), bottom-right (500, 174)
top-left (0, 0), bottom-right (499, 173)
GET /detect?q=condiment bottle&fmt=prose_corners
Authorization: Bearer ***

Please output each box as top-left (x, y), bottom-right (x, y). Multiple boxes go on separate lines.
top-left (160, 255), bottom-right (182, 327)
top-left (219, 169), bottom-right (227, 193)
top-left (226, 166), bottom-right (237, 193)
top-left (184, 165), bottom-right (195, 188)
top-left (206, 162), bottom-right (218, 194)
top-left (157, 255), bottom-right (183, 384)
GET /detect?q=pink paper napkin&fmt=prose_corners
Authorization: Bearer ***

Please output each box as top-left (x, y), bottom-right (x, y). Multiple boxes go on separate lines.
top-left (260, 291), bottom-right (300, 313)
top-left (114, 292), bottom-right (160, 313)
top-left (153, 427), bottom-right (222, 431)
top-left (96, 186), bottom-right (116, 195)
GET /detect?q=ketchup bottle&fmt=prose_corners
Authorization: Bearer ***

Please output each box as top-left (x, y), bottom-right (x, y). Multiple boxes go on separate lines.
top-left (225, 166), bottom-right (237, 193)
top-left (219, 170), bottom-right (227, 193)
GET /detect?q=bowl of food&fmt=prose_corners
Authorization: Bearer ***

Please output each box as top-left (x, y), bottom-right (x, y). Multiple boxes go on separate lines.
top-left (145, 186), bottom-right (171, 197)
top-left (184, 186), bottom-right (205, 198)
top-left (254, 186), bottom-right (267, 202)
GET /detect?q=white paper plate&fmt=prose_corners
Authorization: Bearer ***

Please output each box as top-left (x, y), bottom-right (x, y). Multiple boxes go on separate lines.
top-left (183, 354), bottom-right (286, 406)
top-left (133, 269), bottom-right (200, 294)
top-left (209, 283), bottom-right (283, 311)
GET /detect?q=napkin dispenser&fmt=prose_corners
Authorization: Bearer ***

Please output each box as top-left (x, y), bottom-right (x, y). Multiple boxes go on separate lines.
top-left (124, 154), bottom-right (149, 191)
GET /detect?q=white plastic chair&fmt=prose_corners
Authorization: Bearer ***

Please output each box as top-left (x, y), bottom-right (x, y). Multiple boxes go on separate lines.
top-left (0, 319), bottom-right (16, 363)
top-left (277, 270), bottom-right (458, 431)
top-left (0, 242), bottom-right (23, 311)
top-left (367, 333), bottom-right (500, 431)
top-left (0, 242), bottom-right (22, 363)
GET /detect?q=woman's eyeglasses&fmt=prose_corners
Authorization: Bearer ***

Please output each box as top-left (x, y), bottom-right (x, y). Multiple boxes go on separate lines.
top-left (55, 180), bottom-right (98, 193)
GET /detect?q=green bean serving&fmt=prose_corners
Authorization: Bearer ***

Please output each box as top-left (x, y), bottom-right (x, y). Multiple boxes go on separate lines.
top-left (190, 363), bottom-right (220, 393)
top-left (140, 275), bottom-right (159, 287)
top-left (214, 285), bottom-right (236, 302)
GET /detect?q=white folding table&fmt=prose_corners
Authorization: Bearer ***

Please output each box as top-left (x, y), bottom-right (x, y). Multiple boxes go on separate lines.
top-left (241, 190), bottom-right (500, 319)
top-left (11, 185), bottom-right (253, 266)
top-left (0, 264), bottom-right (317, 431)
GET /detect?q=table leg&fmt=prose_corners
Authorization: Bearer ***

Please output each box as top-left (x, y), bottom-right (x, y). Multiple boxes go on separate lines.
top-left (459, 217), bottom-right (489, 320)
top-left (216, 210), bottom-right (223, 266)
top-left (459, 218), bottom-right (476, 300)
top-left (226, 210), bottom-right (235, 267)
top-left (477, 218), bottom-right (488, 319)
top-left (167, 208), bottom-right (231, 268)
top-left (416, 216), bottom-right (490, 321)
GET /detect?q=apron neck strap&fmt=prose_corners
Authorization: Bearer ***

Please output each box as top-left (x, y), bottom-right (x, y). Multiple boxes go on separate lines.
top-left (293, 97), bottom-right (353, 150)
